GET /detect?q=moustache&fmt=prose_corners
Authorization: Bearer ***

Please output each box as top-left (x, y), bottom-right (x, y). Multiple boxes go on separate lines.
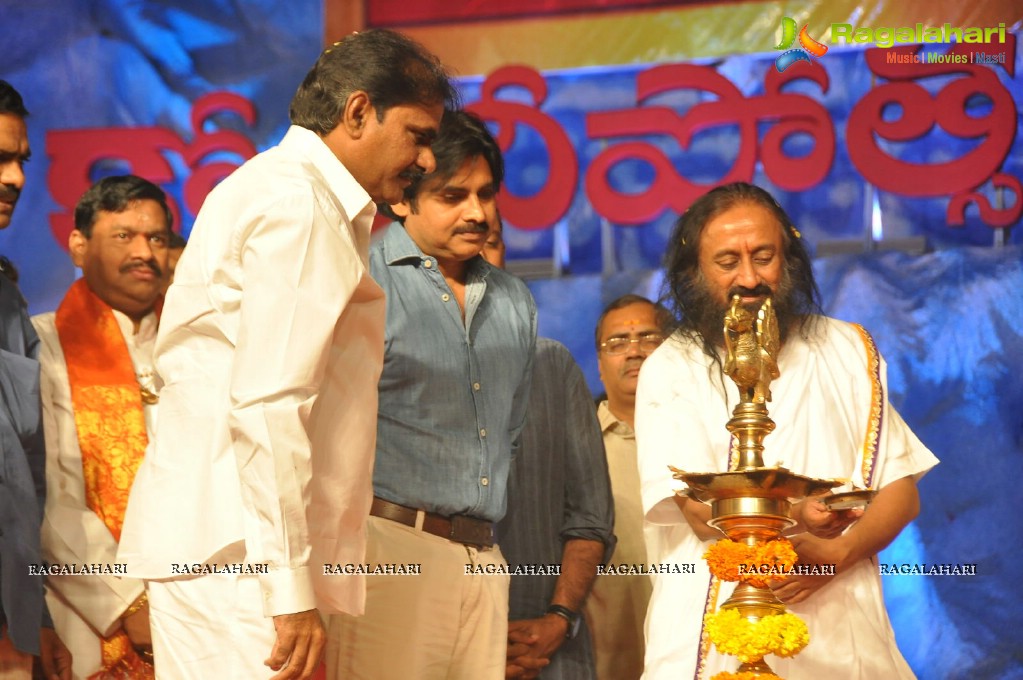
top-left (120, 260), bottom-right (163, 278)
top-left (455, 223), bottom-right (489, 235)
top-left (399, 167), bottom-right (425, 184)
top-left (728, 284), bottom-right (773, 299)
top-left (0, 185), bottom-right (20, 203)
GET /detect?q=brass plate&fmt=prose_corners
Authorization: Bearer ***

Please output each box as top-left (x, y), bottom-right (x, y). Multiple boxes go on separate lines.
top-left (822, 489), bottom-right (876, 511)
top-left (672, 466), bottom-right (843, 504)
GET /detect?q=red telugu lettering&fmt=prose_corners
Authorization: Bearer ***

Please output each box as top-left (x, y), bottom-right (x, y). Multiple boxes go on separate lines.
top-left (584, 61), bottom-right (834, 224)
top-left (46, 92), bottom-right (257, 249)
top-left (468, 66), bottom-right (578, 230)
top-left (846, 41), bottom-right (1016, 200)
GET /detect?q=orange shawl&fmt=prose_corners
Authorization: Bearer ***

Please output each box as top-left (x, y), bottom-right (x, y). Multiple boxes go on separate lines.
top-left (55, 278), bottom-right (157, 677)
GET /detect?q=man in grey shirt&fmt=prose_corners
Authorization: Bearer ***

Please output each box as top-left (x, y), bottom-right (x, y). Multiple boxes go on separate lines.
top-left (484, 219), bottom-right (615, 680)
top-left (326, 110), bottom-right (536, 680)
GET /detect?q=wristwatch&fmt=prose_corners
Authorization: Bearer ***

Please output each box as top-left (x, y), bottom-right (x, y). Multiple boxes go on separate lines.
top-left (545, 604), bottom-right (581, 639)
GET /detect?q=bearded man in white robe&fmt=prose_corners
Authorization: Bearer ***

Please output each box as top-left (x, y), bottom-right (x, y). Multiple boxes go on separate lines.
top-left (636, 182), bottom-right (938, 680)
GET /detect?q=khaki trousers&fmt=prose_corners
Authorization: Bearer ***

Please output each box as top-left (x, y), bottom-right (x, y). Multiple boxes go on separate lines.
top-left (325, 515), bottom-right (509, 680)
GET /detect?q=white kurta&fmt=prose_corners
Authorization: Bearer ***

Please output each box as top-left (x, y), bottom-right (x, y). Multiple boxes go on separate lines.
top-left (636, 317), bottom-right (938, 680)
top-left (32, 309), bottom-right (157, 680)
top-left (117, 125), bottom-right (385, 620)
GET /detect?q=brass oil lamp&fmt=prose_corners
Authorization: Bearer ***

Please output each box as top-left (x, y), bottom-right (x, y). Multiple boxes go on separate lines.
top-left (672, 295), bottom-right (841, 675)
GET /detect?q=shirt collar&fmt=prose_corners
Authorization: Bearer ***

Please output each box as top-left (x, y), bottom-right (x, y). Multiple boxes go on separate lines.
top-left (110, 308), bottom-right (159, 343)
top-left (278, 125), bottom-right (375, 226)
top-left (598, 400), bottom-right (634, 437)
top-left (380, 221), bottom-right (423, 265)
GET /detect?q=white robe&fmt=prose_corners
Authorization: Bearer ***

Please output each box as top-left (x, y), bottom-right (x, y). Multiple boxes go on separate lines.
top-left (636, 317), bottom-right (938, 680)
top-left (32, 309), bottom-right (158, 680)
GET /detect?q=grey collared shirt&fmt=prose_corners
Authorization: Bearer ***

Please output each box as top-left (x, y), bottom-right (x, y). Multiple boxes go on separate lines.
top-left (370, 223), bottom-right (536, 522)
top-left (498, 338), bottom-right (615, 679)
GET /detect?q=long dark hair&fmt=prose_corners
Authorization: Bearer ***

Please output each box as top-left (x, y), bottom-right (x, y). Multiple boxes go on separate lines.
top-left (0, 80), bottom-right (28, 118)
top-left (380, 109), bottom-right (504, 222)
top-left (662, 182), bottom-right (822, 369)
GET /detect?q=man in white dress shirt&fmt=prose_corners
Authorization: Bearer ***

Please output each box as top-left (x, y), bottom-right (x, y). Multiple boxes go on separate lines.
top-left (33, 175), bottom-right (171, 679)
top-left (636, 182), bottom-right (938, 679)
top-left (117, 30), bottom-right (455, 679)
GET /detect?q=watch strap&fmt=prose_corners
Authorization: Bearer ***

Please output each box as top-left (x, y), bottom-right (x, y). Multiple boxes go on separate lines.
top-left (545, 604), bottom-right (580, 639)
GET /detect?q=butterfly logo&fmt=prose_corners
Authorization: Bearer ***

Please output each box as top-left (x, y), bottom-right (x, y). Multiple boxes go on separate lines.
top-left (774, 17), bottom-right (828, 72)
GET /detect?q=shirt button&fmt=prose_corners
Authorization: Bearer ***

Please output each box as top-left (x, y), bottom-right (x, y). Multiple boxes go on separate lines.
top-left (424, 260), bottom-right (433, 269)
top-left (473, 382), bottom-right (481, 391)
top-left (481, 477), bottom-right (489, 486)
top-left (442, 293), bottom-right (450, 302)
top-left (480, 428), bottom-right (487, 438)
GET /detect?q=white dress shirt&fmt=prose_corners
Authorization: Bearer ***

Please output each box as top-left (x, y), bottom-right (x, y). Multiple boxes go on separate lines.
top-left (118, 125), bottom-right (386, 617)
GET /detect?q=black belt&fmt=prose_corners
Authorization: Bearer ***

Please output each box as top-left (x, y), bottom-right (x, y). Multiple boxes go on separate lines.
top-left (370, 497), bottom-right (495, 548)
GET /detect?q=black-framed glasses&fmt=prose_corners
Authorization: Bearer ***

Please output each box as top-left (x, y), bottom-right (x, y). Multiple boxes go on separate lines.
top-left (600, 333), bottom-right (664, 356)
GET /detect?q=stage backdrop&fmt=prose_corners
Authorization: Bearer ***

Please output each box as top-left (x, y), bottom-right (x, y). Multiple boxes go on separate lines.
top-left (0, 0), bottom-right (322, 312)
top-left (2, 0), bottom-right (1022, 678)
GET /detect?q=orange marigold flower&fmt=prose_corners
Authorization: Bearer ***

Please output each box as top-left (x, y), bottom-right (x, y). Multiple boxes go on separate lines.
top-left (703, 539), bottom-right (750, 582)
top-left (704, 538), bottom-right (798, 587)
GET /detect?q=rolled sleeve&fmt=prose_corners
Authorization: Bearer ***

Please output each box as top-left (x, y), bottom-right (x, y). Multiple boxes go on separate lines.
top-left (556, 346), bottom-right (616, 561)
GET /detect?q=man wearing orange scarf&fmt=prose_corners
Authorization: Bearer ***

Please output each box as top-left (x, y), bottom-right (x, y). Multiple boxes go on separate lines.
top-left (32, 175), bottom-right (171, 680)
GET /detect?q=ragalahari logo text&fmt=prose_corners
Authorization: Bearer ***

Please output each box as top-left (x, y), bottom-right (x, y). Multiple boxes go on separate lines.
top-left (775, 17), bottom-right (828, 72)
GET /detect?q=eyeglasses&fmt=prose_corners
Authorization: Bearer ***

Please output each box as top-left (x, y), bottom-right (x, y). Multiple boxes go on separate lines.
top-left (600, 333), bottom-right (664, 356)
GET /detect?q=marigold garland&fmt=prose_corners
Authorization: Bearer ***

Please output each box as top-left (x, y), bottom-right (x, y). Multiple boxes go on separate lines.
top-left (703, 538), bottom-right (798, 588)
top-left (711, 673), bottom-right (783, 680)
top-left (704, 608), bottom-right (809, 664)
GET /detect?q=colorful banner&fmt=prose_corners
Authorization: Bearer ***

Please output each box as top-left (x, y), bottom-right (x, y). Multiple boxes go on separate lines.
top-left (364, 0), bottom-right (716, 28)
top-left (382, 0), bottom-right (1023, 75)
top-left (3, 0), bottom-right (1019, 311)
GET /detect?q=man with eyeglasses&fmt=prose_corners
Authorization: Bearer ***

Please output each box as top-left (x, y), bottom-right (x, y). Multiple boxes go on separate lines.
top-left (584, 295), bottom-right (673, 680)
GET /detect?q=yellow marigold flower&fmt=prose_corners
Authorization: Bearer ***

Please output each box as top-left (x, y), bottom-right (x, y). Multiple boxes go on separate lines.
top-left (704, 609), bottom-right (809, 663)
